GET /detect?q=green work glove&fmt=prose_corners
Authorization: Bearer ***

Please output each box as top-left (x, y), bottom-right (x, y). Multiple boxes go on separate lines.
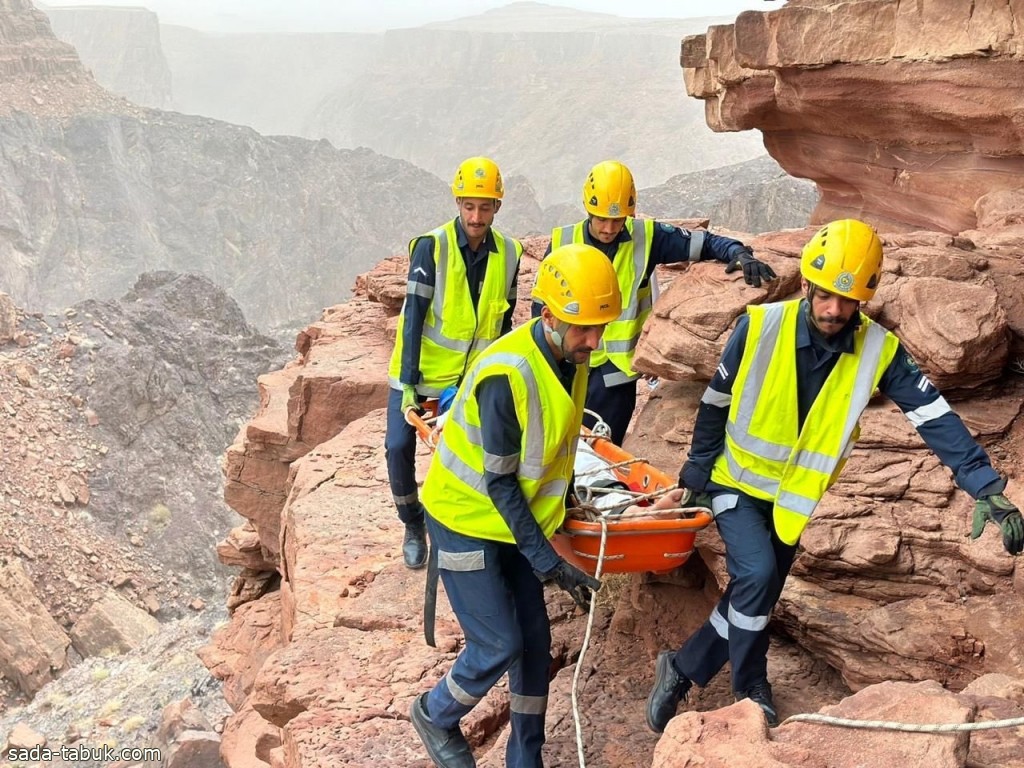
top-left (401, 384), bottom-right (422, 415)
top-left (679, 488), bottom-right (712, 510)
top-left (971, 493), bottom-right (1024, 555)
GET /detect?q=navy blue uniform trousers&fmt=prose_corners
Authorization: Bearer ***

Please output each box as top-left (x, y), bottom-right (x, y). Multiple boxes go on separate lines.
top-left (384, 387), bottom-right (424, 525)
top-left (672, 492), bottom-right (797, 693)
top-left (424, 514), bottom-right (552, 768)
top-left (581, 368), bottom-right (636, 447)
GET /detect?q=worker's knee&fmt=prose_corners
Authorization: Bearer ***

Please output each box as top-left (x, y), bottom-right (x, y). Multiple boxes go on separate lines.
top-left (733, 556), bottom-right (782, 597)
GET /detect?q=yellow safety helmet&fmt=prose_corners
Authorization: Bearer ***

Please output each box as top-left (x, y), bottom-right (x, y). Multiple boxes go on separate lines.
top-left (582, 160), bottom-right (636, 218)
top-left (800, 219), bottom-right (884, 302)
top-left (532, 243), bottom-right (622, 325)
top-left (451, 156), bottom-right (503, 200)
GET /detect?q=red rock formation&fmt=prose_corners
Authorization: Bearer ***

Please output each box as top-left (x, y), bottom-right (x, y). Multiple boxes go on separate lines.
top-left (681, 0), bottom-right (1024, 233)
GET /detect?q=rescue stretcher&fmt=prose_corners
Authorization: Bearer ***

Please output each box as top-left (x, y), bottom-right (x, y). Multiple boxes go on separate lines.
top-left (405, 400), bottom-right (712, 577)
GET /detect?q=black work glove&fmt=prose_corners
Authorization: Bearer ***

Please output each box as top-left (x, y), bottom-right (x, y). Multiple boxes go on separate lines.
top-left (971, 493), bottom-right (1024, 555)
top-left (724, 248), bottom-right (777, 288)
top-left (540, 561), bottom-right (602, 611)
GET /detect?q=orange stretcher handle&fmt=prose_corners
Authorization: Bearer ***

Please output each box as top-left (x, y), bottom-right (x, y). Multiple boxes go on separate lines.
top-left (405, 399), bottom-right (442, 449)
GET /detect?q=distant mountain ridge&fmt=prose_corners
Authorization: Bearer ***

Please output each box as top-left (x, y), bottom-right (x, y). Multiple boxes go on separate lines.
top-left (640, 155), bottom-right (818, 235)
top-left (44, 1), bottom-right (769, 207)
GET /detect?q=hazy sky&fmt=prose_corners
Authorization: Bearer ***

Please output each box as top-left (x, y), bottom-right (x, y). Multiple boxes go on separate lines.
top-left (45, 0), bottom-right (786, 34)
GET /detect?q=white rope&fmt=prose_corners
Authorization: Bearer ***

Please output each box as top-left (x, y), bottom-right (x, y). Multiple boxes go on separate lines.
top-left (781, 712), bottom-right (1024, 732)
top-left (582, 409), bottom-right (612, 439)
top-left (571, 516), bottom-right (608, 768)
top-left (574, 456), bottom-right (649, 477)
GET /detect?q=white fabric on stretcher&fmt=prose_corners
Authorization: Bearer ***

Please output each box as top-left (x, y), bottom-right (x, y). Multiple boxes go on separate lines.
top-left (573, 440), bottom-right (634, 515)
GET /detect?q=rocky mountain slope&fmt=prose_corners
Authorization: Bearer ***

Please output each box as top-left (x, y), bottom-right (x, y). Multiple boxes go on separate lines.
top-left (640, 154), bottom-right (818, 234)
top-left (0, 295), bottom-right (182, 708)
top-left (2, 0), bottom-right (462, 335)
top-left (63, 272), bottom-right (290, 597)
top-left (0, 270), bottom-right (288, 616)
top-left (43, 3), bottom-right (172, 108)
top-left (0, 269), bottom-right (292, 760)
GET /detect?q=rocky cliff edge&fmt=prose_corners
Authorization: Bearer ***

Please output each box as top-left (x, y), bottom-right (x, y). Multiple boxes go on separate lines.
top-left (682, 0), bottom-right (1024, 234)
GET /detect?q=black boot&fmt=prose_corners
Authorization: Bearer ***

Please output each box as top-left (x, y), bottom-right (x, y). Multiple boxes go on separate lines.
top-left (737, 681), bottom-right (779, 727)
top-left (646, 650), bottom-right (692, 733)
top-left (403, 520), bottom-right (427, 569)
top-left (410, 692), bottom-right (476, 767)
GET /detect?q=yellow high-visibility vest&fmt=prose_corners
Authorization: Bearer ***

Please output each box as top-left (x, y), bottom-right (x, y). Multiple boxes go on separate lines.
top-left (709, 300), bottom-right (900, 544)
top-left (422, 319), bottom-right (587, 542)
top-left (388, 219), bottom-right (522, 396)
top-left (549, 218), bottom-right (655, 383)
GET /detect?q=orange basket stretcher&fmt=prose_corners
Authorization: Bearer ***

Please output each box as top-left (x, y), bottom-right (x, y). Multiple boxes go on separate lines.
top-left (405, 401), bottom-right (712, 576)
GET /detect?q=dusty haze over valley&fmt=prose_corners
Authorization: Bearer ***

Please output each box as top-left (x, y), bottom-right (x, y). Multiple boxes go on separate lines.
top-left (43, 1), bottom-right (780, 207)
top-left (16, 0), bottom-right (814, 335)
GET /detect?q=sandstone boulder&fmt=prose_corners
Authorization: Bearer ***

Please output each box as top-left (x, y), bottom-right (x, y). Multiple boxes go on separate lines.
top-left (0, 559), bottom-right (70, 694)
top-left (69, 589), bottom-right (160, 658)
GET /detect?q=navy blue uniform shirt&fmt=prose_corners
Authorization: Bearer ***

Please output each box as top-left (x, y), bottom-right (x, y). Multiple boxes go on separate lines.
top-left (398, 217), bottom-right (520, 386)
top-left (682, 300), bottom-right (1001, 499)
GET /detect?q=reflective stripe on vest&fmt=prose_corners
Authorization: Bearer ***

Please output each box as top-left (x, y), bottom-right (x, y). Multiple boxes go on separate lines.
top-left (549, 218), bottom-right (654, 377)
top-left (688, 230), bottom-right (705, 262)
top-left (709, 300), bottom-right (899, 544)
top-left (421, 319), bottom-right (588, 543)
top-left (388, 220), bottom-right (522, 396)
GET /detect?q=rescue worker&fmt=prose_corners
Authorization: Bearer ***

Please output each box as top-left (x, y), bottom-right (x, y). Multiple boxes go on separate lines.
top-left (646, 219), bottom-right (1024, 731)
top-left (386, 156), bottom-right (523, 569)
top-left (410, 243), bottom-right (618, 768)
top-left (534, 160), bottom-right (776, 445)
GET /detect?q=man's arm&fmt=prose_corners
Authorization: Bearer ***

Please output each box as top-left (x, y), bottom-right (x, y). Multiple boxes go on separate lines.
top-left (879, 343), bottom-right (1022, 554)
top-left (877, 344), bottom-right (1000, 498)
top-left (477, 374), bottom-right (562, 573)
top-left (398, 237), bottom-right (436, 386)
top-left (649, 223), bottom-right (748, 267)
top-left (680, 314), bottom-right (749, 490)
top-left (648, 224), bottom-right (775, 287)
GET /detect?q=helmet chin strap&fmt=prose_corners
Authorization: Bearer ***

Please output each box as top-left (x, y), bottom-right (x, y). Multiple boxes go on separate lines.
top-left (544, 320), bottom-right (571, 358)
